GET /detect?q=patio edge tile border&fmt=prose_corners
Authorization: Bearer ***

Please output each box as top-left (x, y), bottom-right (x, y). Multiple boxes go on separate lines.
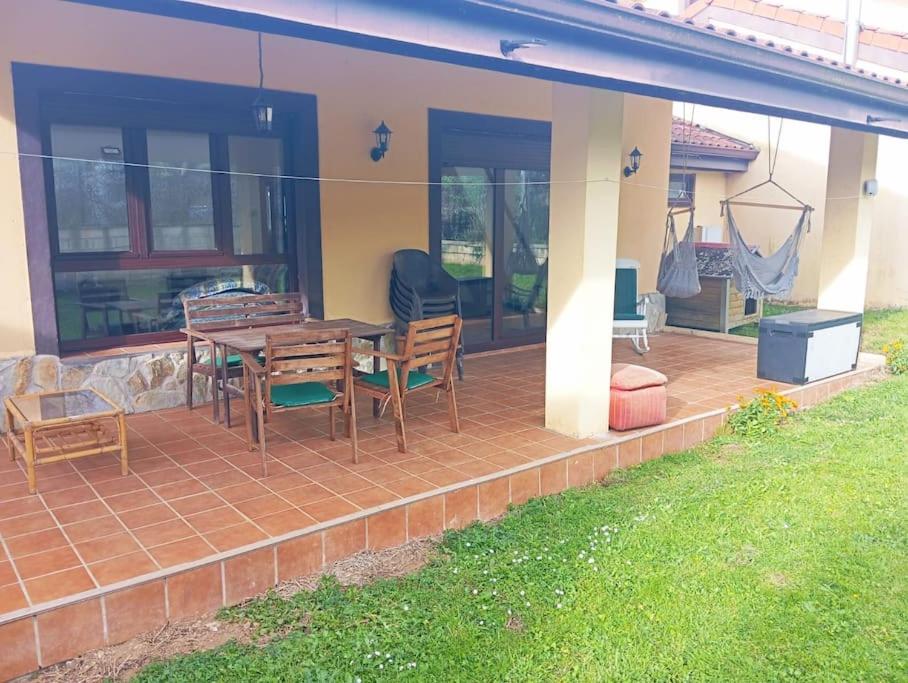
top-left (0, 361), bottom-right (882, 631)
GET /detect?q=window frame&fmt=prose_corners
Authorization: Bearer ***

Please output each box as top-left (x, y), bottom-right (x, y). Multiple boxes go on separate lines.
top-left (14, 64), bottom-right (323, 355)
top-left (667, 172), bottom-right (696, 207)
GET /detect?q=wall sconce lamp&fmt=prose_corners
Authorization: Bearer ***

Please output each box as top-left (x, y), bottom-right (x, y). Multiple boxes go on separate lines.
top-left (370, 121), bottom-right (392, 162)
top-left (623, 146), bottom-right (643, 177)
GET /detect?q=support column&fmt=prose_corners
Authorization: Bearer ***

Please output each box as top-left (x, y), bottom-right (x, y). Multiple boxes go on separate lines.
top-left (545, 85), bottom-right (624, 437)
top-left (816, 128), bottom-right (879, 313)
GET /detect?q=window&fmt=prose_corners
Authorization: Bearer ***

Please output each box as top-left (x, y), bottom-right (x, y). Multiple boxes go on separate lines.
top-left (50, 125), bottom-right (130, 253)
top-left (146, 130), bottom-right (216, 252)
top-left (668, 172), bottom-right (695, 206)
top-left (229, 136), bottom-right (286, 255)
top-left (46, 118), bottom-right (294, 351)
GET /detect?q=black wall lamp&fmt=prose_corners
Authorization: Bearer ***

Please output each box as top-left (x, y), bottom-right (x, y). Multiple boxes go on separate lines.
top-left (623, 146), bottom-right (643, 177)
top-left (370, 121), bottom-right (392, 162)
top-left (252, 33), bottom-right (273, 132)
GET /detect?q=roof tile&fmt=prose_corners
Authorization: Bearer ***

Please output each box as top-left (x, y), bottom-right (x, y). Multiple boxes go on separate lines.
top-left (796, 13), bottom-right (824, 31)
top-left (682, 0), bottom-right (908, 56)
top-left (733, 0), bottom-right (757, 13)
top-left (752, 3), bottom-right (778, 19)
top-left (822, 18), bottom-right (846, 39)
top-left (871, 31), bottom-right (902, 51)
top-left (671, 118), bottom-right (758, 152)
top-left (774, 7), bottom-right (802, 24)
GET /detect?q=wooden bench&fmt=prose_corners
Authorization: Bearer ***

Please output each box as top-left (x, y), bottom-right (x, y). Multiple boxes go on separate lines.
top-left (182, 292), bottom-right (305, 424)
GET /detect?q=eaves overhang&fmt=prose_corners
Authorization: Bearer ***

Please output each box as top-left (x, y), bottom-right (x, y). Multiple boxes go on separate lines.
top-left (65, 0), bottom-right (908, 139)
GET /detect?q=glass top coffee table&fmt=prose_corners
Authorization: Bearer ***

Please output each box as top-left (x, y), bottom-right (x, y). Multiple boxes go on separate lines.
top-left (4, 388), bottom-right (128, 494)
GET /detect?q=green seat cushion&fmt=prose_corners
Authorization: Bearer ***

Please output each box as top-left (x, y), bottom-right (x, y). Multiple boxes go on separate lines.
top-left (215, 353), bottom-right (244, 367)
top-left (270, 382), bottom-right (337, 407)
top-left (360, 370), bottom-right (437, 390)
top-left (614, 313), bottom-right (646, 322)
top-left (614, 267), bottom-right (639, 318)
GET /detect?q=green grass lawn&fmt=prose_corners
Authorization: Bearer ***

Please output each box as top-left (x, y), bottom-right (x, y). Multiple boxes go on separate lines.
top-left (728, 302), bottom-right (808, 339)
top-left (861, 308), bottom-right (908, 354)
top-left (731, 303), bottom-right (906, 353)
top-left (136, 376), bottom-right (908, 682)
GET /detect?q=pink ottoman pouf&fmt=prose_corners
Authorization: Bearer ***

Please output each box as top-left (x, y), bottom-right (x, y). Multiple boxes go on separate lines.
top-left (609, 363), bottom-right (668, 431)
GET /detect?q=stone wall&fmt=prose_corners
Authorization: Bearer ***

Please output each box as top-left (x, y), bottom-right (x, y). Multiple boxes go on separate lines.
top-left (0, 349), bottom-right (209, 424)
top-left (1, 341), bottom-right (380, 430)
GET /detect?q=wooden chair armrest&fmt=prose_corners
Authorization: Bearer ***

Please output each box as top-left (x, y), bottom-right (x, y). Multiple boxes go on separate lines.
top-left (238, 351), bottom-right (265, 375)
top-left (357, 348), bottom-right (404, 362)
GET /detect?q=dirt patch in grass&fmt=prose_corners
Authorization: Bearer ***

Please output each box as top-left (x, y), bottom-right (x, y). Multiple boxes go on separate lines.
top-left (703, 441), bottom-right (743, 465)
top-left (35, 537), bottom-right (439, 682)
top-left (276, 536), bottom-right (438, 597)
top-left (767, 572), bottom-right (790, 588)
top-left (36, 618), bottom-right (255, 683)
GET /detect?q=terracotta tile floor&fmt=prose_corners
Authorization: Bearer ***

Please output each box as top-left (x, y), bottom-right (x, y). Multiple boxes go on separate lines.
top-left (0, 333), bottom-right (782, 615)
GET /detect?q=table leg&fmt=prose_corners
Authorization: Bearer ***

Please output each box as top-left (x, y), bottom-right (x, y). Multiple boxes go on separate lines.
top-left (24, 427), bottom-right (36, 495)
top-left (210, 341), bottom-right (220, 424)
top-left (222, 344), bottom-right (232, 428)
top-left (117, 413), bottom-right (129, 476)
top-left (372, 336), bottom-right (382, 418)
top-left (4, 405), bottom-right (14, 462)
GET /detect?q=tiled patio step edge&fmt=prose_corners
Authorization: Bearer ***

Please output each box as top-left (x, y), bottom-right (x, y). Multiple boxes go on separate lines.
top-left (0, 361), bottom-right (883, 681)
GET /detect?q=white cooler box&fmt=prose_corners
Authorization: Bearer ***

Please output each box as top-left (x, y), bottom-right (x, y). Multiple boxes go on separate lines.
top-left (757, 309), bottom-right (862, 385)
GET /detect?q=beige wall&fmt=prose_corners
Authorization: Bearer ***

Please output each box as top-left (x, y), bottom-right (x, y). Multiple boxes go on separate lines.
top-left (616, 95), bottom-right (674, 293)
top-left (0, 0), bottom-right (553, 357)
top-left (691, 172), bottom-right (727, 239)
top-left (676, 102), bottom-right (906, 308)
top-left (867, 135), bottom-right (908, 307)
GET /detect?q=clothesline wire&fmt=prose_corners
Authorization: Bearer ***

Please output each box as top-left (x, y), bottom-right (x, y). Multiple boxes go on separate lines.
top-left (0, 149), bottom-right (866, 201)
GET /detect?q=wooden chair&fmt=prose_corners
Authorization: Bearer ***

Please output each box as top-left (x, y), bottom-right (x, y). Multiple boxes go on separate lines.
top-left (183, 292), bottom-right (304, 424)
top-left (243, 328), bottom-right (357, 475)
top-left (355, 315), bottom-right (462, 452)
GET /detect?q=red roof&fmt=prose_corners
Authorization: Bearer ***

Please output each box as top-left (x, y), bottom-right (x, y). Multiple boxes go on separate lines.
top-left (604, 0), bottom-right (907, 88)
top-left (671, 117), bottom-right (758, 153)
top-left (682, 0), bottom-right (908, 56)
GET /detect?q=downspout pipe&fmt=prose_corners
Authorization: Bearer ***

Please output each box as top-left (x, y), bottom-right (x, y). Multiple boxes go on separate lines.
top-left (843, 0), bottom-right (863, 67)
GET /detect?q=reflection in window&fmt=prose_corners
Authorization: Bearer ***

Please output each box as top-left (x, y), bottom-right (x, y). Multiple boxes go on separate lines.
top-left (229, 136), bottom-right (285, 255)
top-left (440, 166), bottom-right (495, 345)
top-left (147, 130), bottom-right (216, 251)
top-left (54, 265), bottom-right (290, 342)
top-left (501, 169), bottom-right (549, 338)
top-left (50, 124), bottom-right (130, 253)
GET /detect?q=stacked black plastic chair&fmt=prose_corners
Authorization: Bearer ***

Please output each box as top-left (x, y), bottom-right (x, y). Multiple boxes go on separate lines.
top-left (390, 249), bottom-right (464, 379)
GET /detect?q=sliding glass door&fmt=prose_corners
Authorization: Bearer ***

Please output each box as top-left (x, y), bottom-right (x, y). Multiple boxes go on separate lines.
top-left (431, 111), bottom-right (551, 351)
top-left (439, 167), bottom-right (549, 347)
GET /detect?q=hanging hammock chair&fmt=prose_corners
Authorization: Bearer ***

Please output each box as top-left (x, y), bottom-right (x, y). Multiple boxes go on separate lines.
top-left (724, 203), bottom-right (810, 300)
top-left (657, 104), bottom-right (701, 299)
top-left (720, 118), bottom-right (813, 300)
top-left (657, 208), bottom-right (701, 299)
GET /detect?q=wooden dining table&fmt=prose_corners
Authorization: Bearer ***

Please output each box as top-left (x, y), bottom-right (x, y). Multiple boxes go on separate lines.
top-left (186, 318), bottom-right (392, 423)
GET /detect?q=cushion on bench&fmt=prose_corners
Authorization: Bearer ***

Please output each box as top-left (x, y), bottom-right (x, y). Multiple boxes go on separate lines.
top-left (610, 363), bottom-right (668, 391)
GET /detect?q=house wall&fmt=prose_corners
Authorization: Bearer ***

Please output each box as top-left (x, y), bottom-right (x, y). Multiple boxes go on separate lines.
top-left (0, 0), bottom-right (676, 360)
top-left (617, 95), bottom-right (674, 293)
top-left (676, 102), bottom-right (907, 308)
top-left (691, 171), bottom-right (727, 239)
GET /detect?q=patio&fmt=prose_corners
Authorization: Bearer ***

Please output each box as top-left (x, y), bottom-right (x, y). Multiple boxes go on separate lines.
top-left (0, 332), bottom-right (881, 641)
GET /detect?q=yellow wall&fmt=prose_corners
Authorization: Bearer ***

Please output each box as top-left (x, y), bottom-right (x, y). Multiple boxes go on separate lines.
top-left (616, 95), bottom-right (674, 292)
top-left (0, 0), bottom-right (552, 357)
top-left (691, 172), bottom-right (727, 239)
